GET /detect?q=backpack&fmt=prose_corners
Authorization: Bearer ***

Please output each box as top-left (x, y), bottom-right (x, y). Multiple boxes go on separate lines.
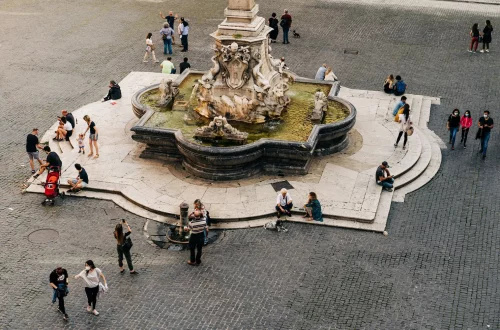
top-left (162, 33), bottom-right (167, 40)
top-left (396, 81), bottom-right (406, 93)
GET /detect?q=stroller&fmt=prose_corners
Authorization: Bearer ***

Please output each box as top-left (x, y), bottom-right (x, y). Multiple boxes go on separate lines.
top-left (42, 166), bottom-right (64, 206)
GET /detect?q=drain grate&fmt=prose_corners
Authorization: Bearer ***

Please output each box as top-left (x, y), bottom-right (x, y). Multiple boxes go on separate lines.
top-left (28, 229), bottom-right (59, 243)
top-left (270, 180), bottom-right (294, 192)
top-left (344, 49), bottom-right (359, 55)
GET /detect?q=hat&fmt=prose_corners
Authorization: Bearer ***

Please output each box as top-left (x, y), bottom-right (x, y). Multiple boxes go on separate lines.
top-left (382, 161), bottom-right (390, 167)
top-left (280, 188), bottom-right (287, 194)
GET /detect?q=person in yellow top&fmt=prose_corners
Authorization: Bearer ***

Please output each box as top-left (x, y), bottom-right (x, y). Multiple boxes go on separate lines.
top-left (160, 57), bottom-right (176, 74)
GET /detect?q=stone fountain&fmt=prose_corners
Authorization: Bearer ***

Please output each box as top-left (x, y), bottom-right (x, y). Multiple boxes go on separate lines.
top-left (130, 0), bottom-right (357, 180)
top-left (193, 0), bottom-right (294, 124)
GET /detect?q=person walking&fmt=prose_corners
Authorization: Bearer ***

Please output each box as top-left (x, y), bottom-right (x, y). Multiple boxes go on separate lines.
top-left (179, 57), bottom-right (191, 74)
top-left (394, 104), bottom-right (411, 150)
top-left (186, 210), bottom-right (208, 265)
top-left (268, 13), bottom-right (279, 43)
top-left (179, 18), bottom-right (189, 52)
top-left (480, 20), bottom-right (493, 53)
top-left (74, 260), bottom-right (107, 316)
top-left (460, 110), bottom-right (473, 149)
top-left (160, 23), bottom-right (175, 55)
top-left (375, 161), bottom-right (395, 192)
top-left (447, 109), bottom-right (461, 150)
top-left (468, 23), bottom-right (480, 53)
top-left (143, 33), bottom-right (159, 63)
top-left (114, 219), bottom-right (138, 274)
top-left (384, 74), bottom-right (395, 94)
top-left (49, 267), bottom-right (69, 321)
top-left (315, 64), bottom-right (327, 80)
top-left (83, 115), bottom-right (99, 158)
top-left (303, 192), bottom-right (323, 222)
top-left (26, 128), bottom-right (43, 174)
top-left (280, 9), bottom-right (292, 44)
top-left (478, 110), bottom-right (494, 159)
top-left (392, 96), bottom-right (407, 116)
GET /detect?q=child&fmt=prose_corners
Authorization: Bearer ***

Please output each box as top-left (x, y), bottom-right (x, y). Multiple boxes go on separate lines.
top-left (77, 133), bottom-right (85, 154)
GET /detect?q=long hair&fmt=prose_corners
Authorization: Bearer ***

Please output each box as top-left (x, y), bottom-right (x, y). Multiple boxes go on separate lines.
top-left (486, 20), bottom-right (492, 28)
top-left (85, 260), bottom-right (95, 275)
top-left (402, 104), bottom-right (410, 121)
top-left (309, 192), bottom-right (317, 200)
top-left (147, 32), bottom-right (153, 39)
top-left (83, 115), bottom-right (90, 124)
top-left (472, 23), bottom-right (479, 34)
top-left (194, 199), bottom-right (204, 210)
top-left (115, 223), bottom-right (124, 244)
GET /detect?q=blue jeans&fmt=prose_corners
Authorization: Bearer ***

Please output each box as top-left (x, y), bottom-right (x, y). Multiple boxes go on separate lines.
top-left (481, 131), bottom-right (491, 155)
top-left (163, 39), bottom-right (172, 55)
top-left (52, 284), bottom-right (69, 303)
top-left (449, 127), bottom-right (459, 146)
top-left (283, 28), bottom-right (289, 43)
top-left (377, 177), bottom-right (394, 189)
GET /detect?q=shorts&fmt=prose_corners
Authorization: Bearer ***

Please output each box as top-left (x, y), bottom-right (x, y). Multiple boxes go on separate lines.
top-left (71, 179), bottom-right (88, 188)
top-left (89, 134), bottom-right (98, 141)
top-left (27, 151), bottom-right (40, 160)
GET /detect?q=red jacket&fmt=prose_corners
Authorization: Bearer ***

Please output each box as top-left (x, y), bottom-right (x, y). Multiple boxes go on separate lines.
top-left (460, 116), bottom-right (472, 129)
top-left (281, 14), bottom-right (292, 28)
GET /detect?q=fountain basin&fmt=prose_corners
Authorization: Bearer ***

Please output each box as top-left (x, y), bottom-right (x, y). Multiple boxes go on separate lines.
top-left (131, 70), bottom-right (356, 181)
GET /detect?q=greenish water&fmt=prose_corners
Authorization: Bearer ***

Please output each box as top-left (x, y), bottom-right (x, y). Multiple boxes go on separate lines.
top-left (142, 74), bottom-right (350, 145)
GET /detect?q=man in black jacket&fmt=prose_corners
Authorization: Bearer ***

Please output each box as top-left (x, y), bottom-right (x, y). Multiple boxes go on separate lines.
top-left (50, 267), bottom-right (69, 321)
top-left (103, 80), bottom-right (121, 102)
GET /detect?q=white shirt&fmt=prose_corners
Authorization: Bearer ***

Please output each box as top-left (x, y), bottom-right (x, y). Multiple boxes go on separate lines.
top-left (63, 122), bottom-right (72, 131)
top-left (146, 38), bottom-right (153, 46)
top-left (78, 268), bottom-right (101, 288)
top-left (276, 193), bottom-right (292, 206)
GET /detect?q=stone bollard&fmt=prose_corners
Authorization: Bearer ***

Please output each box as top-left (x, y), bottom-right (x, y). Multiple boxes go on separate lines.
top-left (179, 202), bottom-right (189, 235)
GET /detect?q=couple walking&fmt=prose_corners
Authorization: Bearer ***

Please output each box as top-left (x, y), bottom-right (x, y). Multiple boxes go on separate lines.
top-left (268, 9), bottom-right (292, 44)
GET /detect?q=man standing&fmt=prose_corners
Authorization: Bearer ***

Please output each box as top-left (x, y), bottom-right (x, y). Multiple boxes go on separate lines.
top-left (179, 17), bottom-right (189, 52)
top-left (67, 163), bottom-right (89, 192)
top-left (375, 161), bottom-right (395, 192)
top-left (392, 96), bottom-right (407, 116)
top-left (159, 10), bottom-right (176, 31)
top-left (315, 64), bottom-right (327, 80)
top-left (276, 188), bottom-right (293, 218)
top-left (49, 267), bottom-right (69, 321)
top-left (186, 210), bottom-right (208, 265)
top-left (160, 23), bottom-right (175, 55)
top-left (26, 128), bottom-right (43, 174)
top-left (179, 57), bottom-right (191, 74)
top-left (33, 146), bottom-right (62, 178)
top-left (478, 110), bottom-right (494, 159)
top-left (280, 9), bottom-right (292, 44)
top-left (161, 57), bottom-right (176, 74)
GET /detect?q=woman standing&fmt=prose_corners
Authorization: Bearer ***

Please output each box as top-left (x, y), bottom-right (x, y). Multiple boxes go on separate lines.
top-left (469, 23), bottom-right (480, 53)
top-left (143, 33), bottom-right (159, 63)
top-left (460, 110), bottom-right (473, 149)
top-left (268, 13), bottom-right (279, 43)
top-left (303, 192), bottom-right (323, 222)
top-left (114, 220), bottom-right (138, 274)
top-left (447, 109), bottom-right (461, 150)
top-left (480, 20), bottom-right (493, 53)
top-left (384, 74), bottom-right (395, 94)
top-left (83, 115), bottom-right (99, 158)
top-left (74, 260), bottom-right (107, 316)
top-left (193, 199), bottom-right (209, 245)
top-left (394, 104), bottom-right (411, 150)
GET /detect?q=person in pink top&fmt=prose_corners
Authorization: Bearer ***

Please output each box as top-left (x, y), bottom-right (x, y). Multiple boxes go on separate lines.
top-left (460, 110), bottom-right (473, 149)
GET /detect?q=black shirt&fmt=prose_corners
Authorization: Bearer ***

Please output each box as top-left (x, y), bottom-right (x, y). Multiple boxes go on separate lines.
top-left (165, 15), bottom-right (175, 29)
top-left (479, 117), bottom-right (494, 134)
top-left (179, 62), bottom-right (191, 74)
top-left (89, 121), bottom-right (96, 134)
top-left (448, 114), bottom-right (460, 128)
top-left (65, 113), bottom-right (75, 128)
top-left (79, 168), bottom-right (89, 184)
top-left (26, 134), bottom-right (39, 152)
top-left (50, 269), bottom-right (69, 286)
top-left (375, 166), bottom-right (386, 182)
top-left (46, 152), bottom-right (62, 168)
top-left (104, 85), bottom-right (121, 101)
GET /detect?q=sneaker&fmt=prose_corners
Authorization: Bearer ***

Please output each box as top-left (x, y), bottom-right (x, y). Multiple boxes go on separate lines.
top-left (467, 50), bottom-right (472, 53)
top-left (130, 270), bottom-right (139, 275)
top-left (383, 187), bottom-right (393, 192)
top-left (402, 146), bottom-right (406, 150)
top-left (33, 173), bottom-right (39, 179)
top-left (482, 155), bottom-right (486, 159)
top-left (464, 145), bottom-right (467, 149)
top-left (480, 49), bottom-right (485, 53)
top-left (143, 60), bottom-right (148, 63)
top-left (63, 314), bottom-right (68, 321)
top-left (87, 306), bottom-right (92, 312)
top-left (31, 170), bottom-right (36, 174)
top-left (78, 149), bottom-right (81, 153)
top-left (451, 146), bottom-right (455, 150)
top-left (187, 260), bottom-right (196, 266)
top-left (93, 309), bottom-right (99, 316)
top-left (486, 49), bottom-right (490, 53)
top-left (394, 143), bottom-right (398, 147)
top-left (154, 60), bottom-right (159, 63)
top-left (473, 51), bottom-right (476, 53)
top-left (478, 149), bottom-right (483, 154)
top-left (83, 150), bottom-right (85, 154)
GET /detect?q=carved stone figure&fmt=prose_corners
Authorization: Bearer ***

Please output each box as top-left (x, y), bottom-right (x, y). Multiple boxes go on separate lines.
top-left (195, 115), bottom-right (248, 144)
top-left (157, 78), bottom-right (179, 107)
top-left (312, 89), bottom-right (328, 122)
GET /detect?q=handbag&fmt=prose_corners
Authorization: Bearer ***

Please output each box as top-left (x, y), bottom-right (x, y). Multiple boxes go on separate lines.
top-left (150, 43), bottom-right (156, 51)
top-left (406, 126), bottom-right (414, 136)
top-left (475, 128), bottom-right (483, 140)
top-left (122, 236), bottom-right (133, 250)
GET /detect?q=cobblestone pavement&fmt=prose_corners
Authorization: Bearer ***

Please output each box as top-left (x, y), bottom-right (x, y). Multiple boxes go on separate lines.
top-left (1, 0), bottom-right (500, 328)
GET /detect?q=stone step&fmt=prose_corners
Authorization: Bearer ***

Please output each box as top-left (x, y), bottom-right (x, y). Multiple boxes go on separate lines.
top-left (393, 127), bottom-right (432, 189)
top-left (419, 98), bottom-right (432, 129)
top-left (383, 121), bottom-right (422, 178)
top-left (392, 128), bottom-right (443, 202)
top-left (408, 94), bottom-right (423, 127)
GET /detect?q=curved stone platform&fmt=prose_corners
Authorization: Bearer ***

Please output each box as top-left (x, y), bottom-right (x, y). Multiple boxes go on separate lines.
top-left (25, 72), bottom-right (443, 233)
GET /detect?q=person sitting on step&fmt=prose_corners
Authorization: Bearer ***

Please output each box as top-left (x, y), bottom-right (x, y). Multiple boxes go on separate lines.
top-left (276, 188), bottom-right (293, 218)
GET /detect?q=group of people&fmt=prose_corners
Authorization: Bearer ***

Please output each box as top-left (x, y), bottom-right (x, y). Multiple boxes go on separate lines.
top-left (275, 188), bottom-right (323, 222)
top-left (268, 9), bottom-right (293, 44)
top-left (384, 75), bottom-right (407, 96)
top-left (468, 20), bottom-right (494, 53)
top-left (160, 56), bottom-right (191, 74)
top-left (447, 109), bottom-right (493, 158)
top-left (315, 63), bottom-right (338, 81)
top-left (49, 219), bottom-right (138, 321)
